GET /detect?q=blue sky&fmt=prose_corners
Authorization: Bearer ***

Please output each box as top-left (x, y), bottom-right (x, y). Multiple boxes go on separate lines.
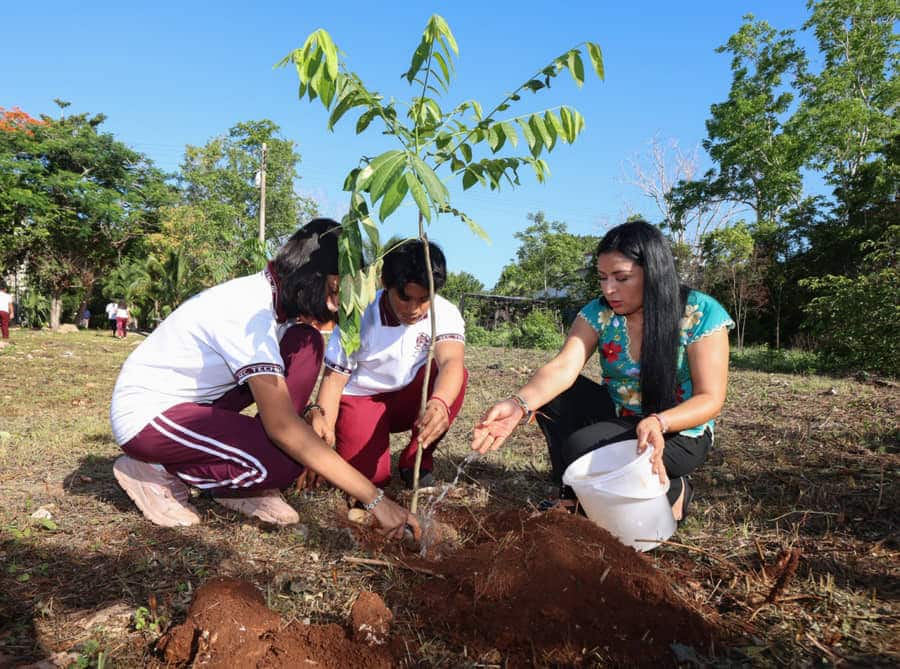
top-left (2, 1), bottom-right (818, 288)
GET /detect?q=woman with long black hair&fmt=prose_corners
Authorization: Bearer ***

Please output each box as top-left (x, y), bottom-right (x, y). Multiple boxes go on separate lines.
top-left (472, 220), bottom-right (733, 522)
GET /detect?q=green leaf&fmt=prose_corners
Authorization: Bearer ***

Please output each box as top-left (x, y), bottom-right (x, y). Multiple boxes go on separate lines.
top-left (559, 106), bottom-right (576, 142)
top-left (317, 73), bottom-right (337, 108)
top-left (355, 108), bottom-right (379, 134)
top-left (314, 29), bottom-right (340, 80)
top-left (586, 42), bottom-right (605, 80)
top-left (517, 118), bottom-right (542, 157)
top-left (488, 125), bottom-right (506, 152)
top-left (516, 118), bottom-right (536, 153)
top-left (379, 171), bottom-right (409, 220)
top-left (410, 155), bottom-right (449, 206)
top-left (432, 15), bottom-right (459, 55)
top-left (359, 213), bottom-right (379, 251)
top-left (460, 143), bottom-right (472, 163)
top-left (566, 50), bottom-right (585, 87)
top-left (38, 518), bottom-right (58, 531)
top-left (545, 110), bottom-right (565, 141)
top-left (406, 172), bottom-right (431, 222)
top-left (501, 121), bottom-right (518, 148)
top-left (462, 167), bottom-right (479, 190)
top-left (357, 150), bottom-right (403, 192)
top-left (405, 38), bottom-right (430, 84)
top-left (530, 114), bottom-right (553, 149)
top-left (542, 111), bottom-right (558, 150)
top-left (328, 90), bottom-right (360, 130)
top-left (432, 50), bottom-right (452, 89)
top-left (368, 152), bottom-right (406, 204)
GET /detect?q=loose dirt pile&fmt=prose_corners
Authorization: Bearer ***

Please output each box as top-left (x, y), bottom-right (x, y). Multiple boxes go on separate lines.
top-left (401, 509), bottom-right (720, 666)
top-left (157, 579), bottom-right (393, 668)
top-left (160, 510), bottom-right (719, 667)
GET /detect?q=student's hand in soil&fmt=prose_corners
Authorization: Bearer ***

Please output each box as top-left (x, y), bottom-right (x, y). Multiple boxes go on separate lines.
top-left (295, 467), bottom-right (326, 490)
top-left (371, 497), bottom-right (421, 541)
top-left (415, 399), bottom-right (450, 449)
top-left (471, 399), bottom-right (520, 454)
top-left (636, 418), bottom-right (667, 484)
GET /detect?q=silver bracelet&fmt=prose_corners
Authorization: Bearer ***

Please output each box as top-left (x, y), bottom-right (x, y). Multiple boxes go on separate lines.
top-left (363, 488), bottom-right (384, 512)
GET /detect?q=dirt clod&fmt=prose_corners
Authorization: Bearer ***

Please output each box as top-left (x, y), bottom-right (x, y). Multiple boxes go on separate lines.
top-left (157, 578), bottom-right (392, 668)
top-left (350, 591), bottom-right (393, 645)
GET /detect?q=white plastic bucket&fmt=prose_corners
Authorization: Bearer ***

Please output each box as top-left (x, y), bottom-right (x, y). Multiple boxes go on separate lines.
top-left (562, 439), bottom-right (675, 551)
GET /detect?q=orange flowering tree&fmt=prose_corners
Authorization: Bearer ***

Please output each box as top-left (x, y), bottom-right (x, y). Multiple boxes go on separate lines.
top-left (0, 102), bottom-right (172, 328)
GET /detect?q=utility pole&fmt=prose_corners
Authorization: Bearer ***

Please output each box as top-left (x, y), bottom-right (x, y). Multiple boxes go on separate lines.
top-left (258, 142), bottom-right (267, 245)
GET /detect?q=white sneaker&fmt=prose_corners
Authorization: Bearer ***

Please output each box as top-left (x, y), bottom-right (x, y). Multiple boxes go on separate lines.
top-left (113, 456), bottom-right (201, 527)
top-left (213, 489), bottom-right (299, 525)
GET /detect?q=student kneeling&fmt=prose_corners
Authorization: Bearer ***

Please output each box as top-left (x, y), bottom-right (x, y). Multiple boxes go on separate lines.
top-left (109, 219), bottom-right (417, 539)
top-left (307, 240), bottom-right (467, 489)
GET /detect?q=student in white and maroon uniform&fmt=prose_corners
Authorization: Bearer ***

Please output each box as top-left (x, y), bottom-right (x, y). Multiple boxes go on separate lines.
top-left (306, 240), bottom-right (467, 489)
top-left (109, 219), bottom-right (418, 540)
top-left (0, 281), bottom-right (13, 339)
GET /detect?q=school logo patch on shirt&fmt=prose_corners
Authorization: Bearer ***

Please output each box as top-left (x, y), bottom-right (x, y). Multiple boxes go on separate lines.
top-left (414, 332), bottom-right (431, 353)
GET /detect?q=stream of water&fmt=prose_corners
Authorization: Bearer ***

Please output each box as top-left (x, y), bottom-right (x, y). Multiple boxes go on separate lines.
top-left (415, 451), bottom-right (480, 557)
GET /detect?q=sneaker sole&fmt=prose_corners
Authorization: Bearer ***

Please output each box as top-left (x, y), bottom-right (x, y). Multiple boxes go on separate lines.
top-left (213, 495), bottom-right (299, 526)
top-left (113, 456), bottom-right (201, 527)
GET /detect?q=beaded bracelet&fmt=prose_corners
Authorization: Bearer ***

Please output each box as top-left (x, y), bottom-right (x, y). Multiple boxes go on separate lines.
top-left (648, 412), bottom-right (669, 433)
top-left (363, 488), bottom-right (384, 511)
top-left (508, 393), bottom-right (534, 425)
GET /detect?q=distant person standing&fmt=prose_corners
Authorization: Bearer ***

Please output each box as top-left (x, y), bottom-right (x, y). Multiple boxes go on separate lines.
top-left (0, 281), bottom-right (13, 339)
top-left (115, 301), bottom-right (130, 339)
top-left (106, 300), bottom-right (118, 335)
top-left (80, 307), bottom-right (91, 329)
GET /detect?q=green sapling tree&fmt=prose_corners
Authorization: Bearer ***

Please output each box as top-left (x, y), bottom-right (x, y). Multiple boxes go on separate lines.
top-left (278, 15), bottom-right (603, 509)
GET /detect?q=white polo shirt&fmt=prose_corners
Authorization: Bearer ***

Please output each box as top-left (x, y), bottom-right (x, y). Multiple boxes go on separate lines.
top-left (325, 289), bottom-right (465, 396)
top-left (110, 268), bottom-right (294, 445)
top-left (0, 290), bottom-right (11, 312)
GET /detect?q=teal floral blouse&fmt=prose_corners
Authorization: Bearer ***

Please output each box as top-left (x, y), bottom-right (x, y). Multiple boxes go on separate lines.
top-left (578, 290), bottom-right (734, 437)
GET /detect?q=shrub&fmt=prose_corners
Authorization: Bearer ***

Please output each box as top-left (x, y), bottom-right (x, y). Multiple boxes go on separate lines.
top-left (511, 309), bottom-right (564, 350)
top-left (800, 226), bottom-right (899, 377)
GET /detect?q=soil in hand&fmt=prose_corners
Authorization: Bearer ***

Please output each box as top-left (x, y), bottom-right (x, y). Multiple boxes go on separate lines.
top-left (401, 509), bottom-right (721, 667)
top-left (157, 578), bottom-right (394, 668)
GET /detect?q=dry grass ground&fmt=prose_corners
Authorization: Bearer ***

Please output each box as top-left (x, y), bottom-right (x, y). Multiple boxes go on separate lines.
top-left (0, 328), bottom-right (897, 667)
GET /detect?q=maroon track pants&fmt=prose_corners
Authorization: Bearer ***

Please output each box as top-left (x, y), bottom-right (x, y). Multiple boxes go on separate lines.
top-left (0, 311), bottom-right (8, 339)
top-left (120, 324), bottom-right (322, 493)
top-left (335, 361), bottom-right (468, 486)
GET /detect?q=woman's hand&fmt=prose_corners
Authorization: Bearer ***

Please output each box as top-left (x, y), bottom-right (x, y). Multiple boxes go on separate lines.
top-left (636, 417), bottom-right (667, 484)
top-left (371, 497), bottom-right (421, 541)
top-left (471, 398), bottom-right (523, 454)
top-left (415, 398), bottom-right (450, 449)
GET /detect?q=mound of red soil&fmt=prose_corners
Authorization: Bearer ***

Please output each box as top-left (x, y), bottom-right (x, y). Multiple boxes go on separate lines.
top-left (350, 591), bottom-right (393, 645)
top-left (157, 579), bottom-right (393, 668)
top-left (402, 509), bottom-right (720, 667)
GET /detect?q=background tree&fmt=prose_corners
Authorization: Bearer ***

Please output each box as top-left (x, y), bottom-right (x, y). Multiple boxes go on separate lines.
top-left (621, 135), bottom-right (739, 285)
top-left (700, 222), bottom-right (769, 351)
top-left (441, 270), bottom-right (484, 307)
top-left (791, 0), bottom-right (898, 274)
top-left (493, 212), bottom-right (597, 300)
top-left (177, 119), bottom-right (318, 278)
top-left (0, 102), bottom-right (172, 328)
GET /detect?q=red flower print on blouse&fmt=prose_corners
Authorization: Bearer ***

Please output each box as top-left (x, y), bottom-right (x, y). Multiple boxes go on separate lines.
top-left (676, 385), bottom-right (685, 402)
top-left (602, 341), bottom-right (623, 362)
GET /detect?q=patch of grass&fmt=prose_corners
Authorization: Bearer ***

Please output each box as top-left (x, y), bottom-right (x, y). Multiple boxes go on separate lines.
top-left (731, 345), bottom-right (822, 374)
top-left (0, 327), bottom-right (897, 666)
